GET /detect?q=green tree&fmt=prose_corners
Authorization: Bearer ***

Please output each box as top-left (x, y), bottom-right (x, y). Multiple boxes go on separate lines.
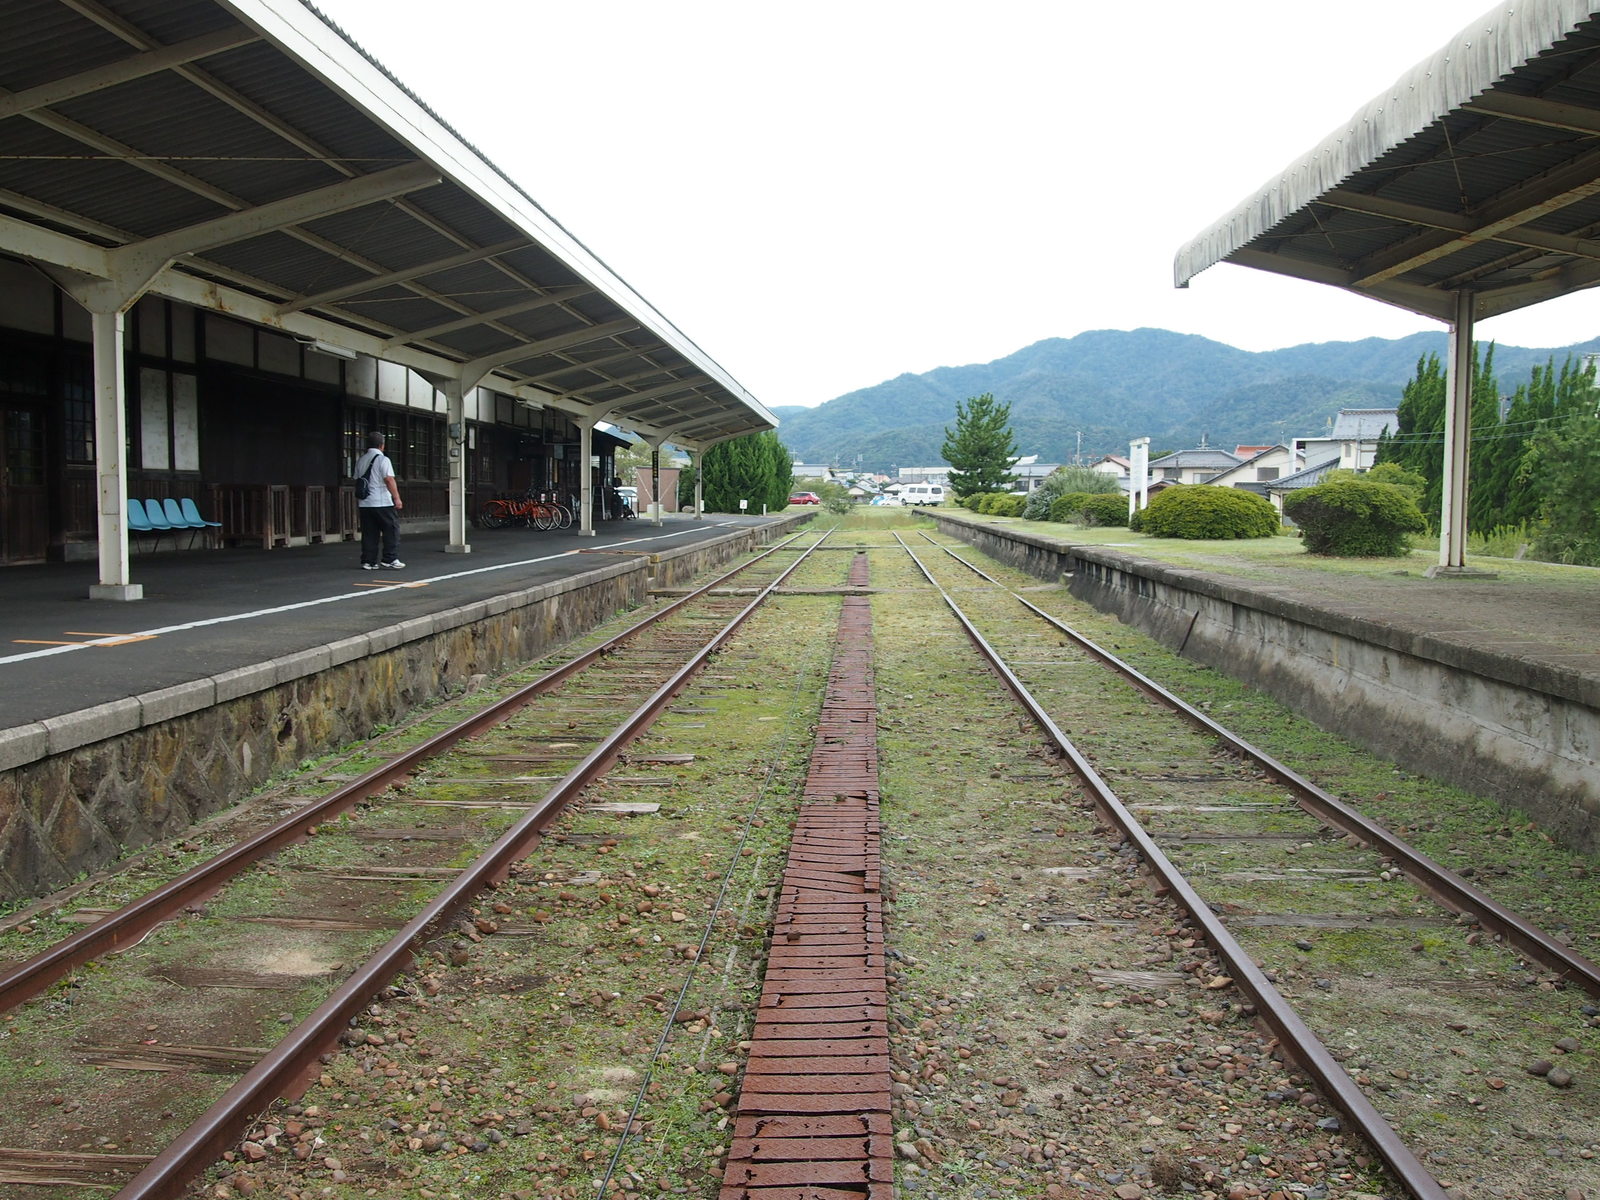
top-left (1529, 407), bottom-right (1600, 565)
top-left (1470, 355), bottom-right (1595, 530)
top-left (941, 393), bottom-right (1017, 499)
top-left (1375, 345), bottom-right (1498, 523)
top-left (679, 432), bottom-right (793, 513)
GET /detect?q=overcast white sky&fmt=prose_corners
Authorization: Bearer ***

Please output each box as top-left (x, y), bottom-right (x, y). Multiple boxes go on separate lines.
top-left (312, 0), bottom-right (1600, 409)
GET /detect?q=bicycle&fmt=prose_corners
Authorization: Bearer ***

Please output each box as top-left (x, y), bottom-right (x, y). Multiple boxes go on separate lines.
top-left (477, 490), bottom-right (566, 530)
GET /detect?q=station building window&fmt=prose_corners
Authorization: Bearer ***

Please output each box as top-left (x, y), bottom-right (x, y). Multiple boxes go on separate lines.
top-left (62, 356), bottom-right (93, 465)
top-left (134, 367), bottom-right (200, 472)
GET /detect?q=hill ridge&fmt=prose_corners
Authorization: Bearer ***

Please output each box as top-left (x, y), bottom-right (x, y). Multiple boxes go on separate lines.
top-left (777, 328), bottom-right (1600, 470)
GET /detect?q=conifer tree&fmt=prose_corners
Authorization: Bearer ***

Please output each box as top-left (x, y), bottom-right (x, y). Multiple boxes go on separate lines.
top-left (941, 393), bottom-right (1018, 499)
top-left (681, 431), bottom-right (794, 513)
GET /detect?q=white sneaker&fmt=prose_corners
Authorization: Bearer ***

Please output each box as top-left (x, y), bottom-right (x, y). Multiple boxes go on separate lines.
top-left (361, 563), bottom-right (379, 570)
top-left (380, 559), bottom-right (405, 569)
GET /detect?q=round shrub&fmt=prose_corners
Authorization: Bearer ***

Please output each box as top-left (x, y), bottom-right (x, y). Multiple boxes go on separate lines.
top-left (1076, 493), bottom-right (1130, 528)
top-left (1048, 492), bottom-right (1095, 523)
top-left (1283, 477), bottom-right (1426, 556)
top-left (997, 494), bottom-right (1027, 517)
top-left (1138, 485), bottom-right (1279, 540)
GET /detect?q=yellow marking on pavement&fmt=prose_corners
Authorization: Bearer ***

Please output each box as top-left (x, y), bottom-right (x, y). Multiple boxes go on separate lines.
top-left (13, 633), bottom-right (158, 647)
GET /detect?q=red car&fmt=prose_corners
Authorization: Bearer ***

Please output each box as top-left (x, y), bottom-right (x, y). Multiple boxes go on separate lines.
top-left (788, 491), bottom-right (821, 505)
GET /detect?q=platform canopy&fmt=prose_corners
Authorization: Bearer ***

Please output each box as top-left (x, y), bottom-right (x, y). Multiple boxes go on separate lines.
top-left (0, 0), bottom-right (773, 449)
top-left (1175, 0), bottom-right (1600, 324)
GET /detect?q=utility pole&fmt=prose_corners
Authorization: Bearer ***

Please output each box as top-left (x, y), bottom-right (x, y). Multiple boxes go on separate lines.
top-left (1074, 430), bottom-right (1082, 465)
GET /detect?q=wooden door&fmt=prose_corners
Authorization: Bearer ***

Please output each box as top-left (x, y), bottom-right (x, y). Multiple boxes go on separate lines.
top-left (1, 403), bottom-right (49, 562)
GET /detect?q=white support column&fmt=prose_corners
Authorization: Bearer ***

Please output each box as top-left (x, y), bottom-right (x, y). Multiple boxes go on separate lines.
top-left (443, 380), bottom-right (470, 555)
top-left (1433, 291), bottom-right (1475, 575)
top-left (693, 449), bottom-right (704, 520)
top-left (578, 420), bottom-right (596, 537)
top-left (89, 309), bottom-right (140, 600)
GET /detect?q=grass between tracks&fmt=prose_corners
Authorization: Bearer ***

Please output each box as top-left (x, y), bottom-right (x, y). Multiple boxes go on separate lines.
top-left (899, 515), bottom-right (1600, 1197)
top-left (185, 578), bottom-right (842, 1200)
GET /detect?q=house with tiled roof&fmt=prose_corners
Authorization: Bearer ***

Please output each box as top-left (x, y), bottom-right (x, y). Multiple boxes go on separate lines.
top-left (1265, 456), bottom-right (1344, 516)
top-left (1146, 446), bottom-right (1242, 485)
top-left (1204, 445), bottom-right (1303, 490)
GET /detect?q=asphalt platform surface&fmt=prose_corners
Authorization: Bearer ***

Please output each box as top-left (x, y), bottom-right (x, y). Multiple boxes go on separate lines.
top-left (0, 514), bottom-right (780, 732)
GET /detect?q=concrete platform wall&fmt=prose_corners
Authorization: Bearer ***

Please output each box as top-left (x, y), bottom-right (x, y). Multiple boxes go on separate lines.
top-left (0, 524), bottom-right (780, 902)
top-left (927, 513), bottom-right (1599, 856)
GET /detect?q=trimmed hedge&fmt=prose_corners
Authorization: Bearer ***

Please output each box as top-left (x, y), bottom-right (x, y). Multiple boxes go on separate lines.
top-left (1138, 485), bottom-right (1279, 540)
top-left (1076, 493), bottom-right (1129, 527)
top-left (1283, 477), bottom-right (1426, 556)
top-left (1048, 492), bottom-right (1095, 523)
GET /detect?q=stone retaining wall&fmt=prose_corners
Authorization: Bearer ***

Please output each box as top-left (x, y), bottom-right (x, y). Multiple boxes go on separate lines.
top-left (926, 511), bottom-right (1599, 856)
top-left (0, 523), bottom-right (782, 902)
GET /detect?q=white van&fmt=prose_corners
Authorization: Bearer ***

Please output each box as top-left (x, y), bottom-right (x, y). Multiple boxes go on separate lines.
top-left (901, 483), bottom-right (945, 506)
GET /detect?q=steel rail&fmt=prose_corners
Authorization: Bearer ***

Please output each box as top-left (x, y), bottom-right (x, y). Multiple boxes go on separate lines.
top-left (896, 532), bottom-right (1453, 1200)
top-left (111, 531), bottom-right (829, 1200)
top-left (0, 529), bottom-right (813, 1015)
top-left (919, 533), bottom-right (1600, 997)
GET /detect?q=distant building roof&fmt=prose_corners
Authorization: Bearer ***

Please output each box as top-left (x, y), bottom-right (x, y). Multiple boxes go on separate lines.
top-left (1149, 448), bottom-right (1243, 469)
top-left (1011, 460), bottom-right (1062, 479)
top-left (1234, 445), bottom-right (1273, 458)
top-left (1266, 456), bottom-right (1342, 492)
top-left (1205, 444), bottom-right (1295, 485)
top-left (1329, 409), bottom-right (1398, 439)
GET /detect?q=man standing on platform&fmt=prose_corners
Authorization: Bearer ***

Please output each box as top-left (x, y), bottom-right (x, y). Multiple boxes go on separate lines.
top-left (355, 430), bottom-right (404, 570)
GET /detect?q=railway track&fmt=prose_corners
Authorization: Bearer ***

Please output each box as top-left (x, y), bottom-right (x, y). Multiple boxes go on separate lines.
top-left (2, 513), bottom-right (1593, 1200)
top-left (0, 529), bottom-right (834, 1199)
top-left (887, 526), bottom-right (1598, 1200)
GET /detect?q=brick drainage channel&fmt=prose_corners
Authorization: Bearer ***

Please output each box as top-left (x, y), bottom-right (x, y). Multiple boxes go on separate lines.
top-left (722, 550), bottom-right (894, 1200)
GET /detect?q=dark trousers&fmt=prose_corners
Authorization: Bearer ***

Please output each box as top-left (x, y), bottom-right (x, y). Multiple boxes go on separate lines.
top-left (359, 505), bottom-right (400, 564)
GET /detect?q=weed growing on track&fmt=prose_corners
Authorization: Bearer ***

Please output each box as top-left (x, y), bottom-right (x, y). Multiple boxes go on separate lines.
top-left (189, 588), bottom-right (842, 1200)
top-left (900, 520), bottom-right (1600, 1196)
top-left (865, 544), bottom-right (1400, 1199)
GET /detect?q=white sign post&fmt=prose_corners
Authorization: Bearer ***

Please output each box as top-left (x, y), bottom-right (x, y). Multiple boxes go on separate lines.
top-left (1129, 437), bottom-right (1150, 519)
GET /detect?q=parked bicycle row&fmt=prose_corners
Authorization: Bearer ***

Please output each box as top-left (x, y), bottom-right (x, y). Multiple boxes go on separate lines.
top-left (474, 487), bottom-right (636, 530)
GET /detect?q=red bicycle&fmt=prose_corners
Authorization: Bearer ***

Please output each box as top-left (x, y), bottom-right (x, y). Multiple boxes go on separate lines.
top-left (477, 490), bottom-right (572, 530)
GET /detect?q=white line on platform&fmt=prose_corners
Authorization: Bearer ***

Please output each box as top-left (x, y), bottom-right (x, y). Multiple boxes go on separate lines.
top-left (0, 523), bottom-right (736, 667)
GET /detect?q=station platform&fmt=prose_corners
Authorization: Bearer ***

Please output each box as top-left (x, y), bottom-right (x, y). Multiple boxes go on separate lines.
top-left (0, 510), bottom-right (811, 899)
top-left (0, 513), bottom-right (786, 741)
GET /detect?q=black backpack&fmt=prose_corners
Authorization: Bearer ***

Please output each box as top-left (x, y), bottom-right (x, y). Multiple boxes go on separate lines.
top-left (354, 450), bottom-right (379, 500)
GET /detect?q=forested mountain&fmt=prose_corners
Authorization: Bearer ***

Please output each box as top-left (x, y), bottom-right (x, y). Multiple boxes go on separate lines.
top-left (776, 328), bottom-right (1600, 470)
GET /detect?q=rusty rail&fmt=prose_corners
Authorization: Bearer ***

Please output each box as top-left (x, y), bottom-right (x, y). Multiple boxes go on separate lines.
top-left (898, 533), bottom-right (1452, 1200)
top-left (106, 533), bottom-right (826, 1200)
top-left (921, 533), bottom-right (1600, 998)
top-left (0, 530), bottom-right (813, 1016)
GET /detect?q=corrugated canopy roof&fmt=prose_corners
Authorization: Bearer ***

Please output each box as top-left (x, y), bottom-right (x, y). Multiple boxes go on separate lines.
top-left (1175, 0), bottom-right (1600, 324)
top-left (0, 0), bottom-right (773, 447)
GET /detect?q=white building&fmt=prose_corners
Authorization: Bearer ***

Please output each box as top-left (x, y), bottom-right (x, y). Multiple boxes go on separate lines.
top-left (1294, 409), bottom-right (1398, 472)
